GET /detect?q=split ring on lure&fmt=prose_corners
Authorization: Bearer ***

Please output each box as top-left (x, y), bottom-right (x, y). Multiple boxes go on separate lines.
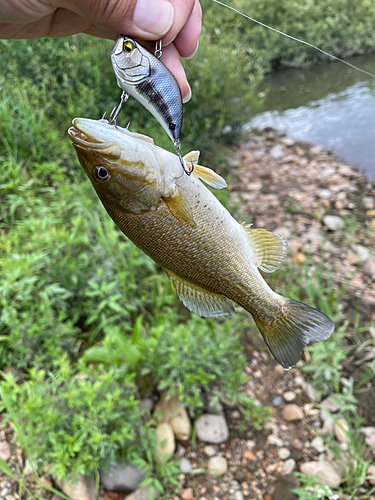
top-left (110, 35), bottom-right (193, 176)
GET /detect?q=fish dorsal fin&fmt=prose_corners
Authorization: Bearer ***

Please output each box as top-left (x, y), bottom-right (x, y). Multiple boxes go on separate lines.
top-left (184, 151), bottom-right (227, 189)
top-left (245, 227), bottom-right (289, 273)
top-left (162, 267), bottom-right (235, 318)
top-left (162, 189), bottom-right (196, 227)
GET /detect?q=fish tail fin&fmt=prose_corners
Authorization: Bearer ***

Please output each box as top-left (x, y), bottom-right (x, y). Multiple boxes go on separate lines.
top-left (253, 298), bottom-right (334, 369)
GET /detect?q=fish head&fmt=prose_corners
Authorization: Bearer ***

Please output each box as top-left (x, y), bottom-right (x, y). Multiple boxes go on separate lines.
top-left (111, 36), bottom-right (151, 85)
top-left (68, 118), bottom-right (162, 211)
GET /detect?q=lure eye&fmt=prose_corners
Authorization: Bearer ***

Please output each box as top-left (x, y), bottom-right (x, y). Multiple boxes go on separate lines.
top-left (123, 40), bottom-right (135, 53)
top-left (94, 165), bottom-right (111, 182)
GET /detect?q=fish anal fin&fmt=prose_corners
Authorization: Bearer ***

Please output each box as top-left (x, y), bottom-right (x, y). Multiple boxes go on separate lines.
top-left (162, 190), bottom-right (196, 227)
top-left (183, 151), bottom-right (227, 189)
top-left (163, 268), bottom-right (235, 318)
top-left (246, 228), bottom-right (289, 273)
top-left (254, 298), bottom-right (334, 369)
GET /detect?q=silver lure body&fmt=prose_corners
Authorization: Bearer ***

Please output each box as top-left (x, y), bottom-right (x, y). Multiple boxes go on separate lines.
top-left (111, 36), bottom-right (183, 143)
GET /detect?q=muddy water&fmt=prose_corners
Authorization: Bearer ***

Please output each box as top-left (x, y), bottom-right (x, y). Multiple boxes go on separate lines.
top-left (248, 54), bottom-right (375, 180)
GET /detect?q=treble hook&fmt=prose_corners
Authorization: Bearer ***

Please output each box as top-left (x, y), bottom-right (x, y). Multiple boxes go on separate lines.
top-left (109, 90), bottom-right (129, 126)
top-left (174, 139), bottom-right (194, 178)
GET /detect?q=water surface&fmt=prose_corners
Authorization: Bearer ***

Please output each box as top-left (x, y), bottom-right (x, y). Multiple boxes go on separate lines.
top-left (248, 54), bottom-right (375, 180)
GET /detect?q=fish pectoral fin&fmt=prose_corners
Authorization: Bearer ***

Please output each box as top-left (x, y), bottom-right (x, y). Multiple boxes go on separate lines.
top-left (162, 190), bottom-right (196, 227)
top-left (254, 298), bottom-right (334, 369)
top-left (184, 151), bottom-right (227, 189)
top-left (245, 228), bottom-right (289, 273)
top-left (162, 268), bottom-right (235, 318)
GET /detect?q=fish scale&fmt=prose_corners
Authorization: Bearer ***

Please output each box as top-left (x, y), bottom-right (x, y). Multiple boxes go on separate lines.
top-left (68, 118), bottom-right (335, 369)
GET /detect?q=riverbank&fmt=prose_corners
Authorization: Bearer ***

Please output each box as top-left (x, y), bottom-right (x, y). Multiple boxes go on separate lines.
top-left (0, 129), bottom-right (374, 500)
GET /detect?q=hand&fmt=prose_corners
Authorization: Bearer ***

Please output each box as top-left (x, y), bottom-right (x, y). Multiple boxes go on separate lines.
top-left (0, 0), bottom-right (202, 100)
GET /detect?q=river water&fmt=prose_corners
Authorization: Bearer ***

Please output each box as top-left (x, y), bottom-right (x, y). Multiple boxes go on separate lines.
top-left (248, 54), bottom-right (375, 180)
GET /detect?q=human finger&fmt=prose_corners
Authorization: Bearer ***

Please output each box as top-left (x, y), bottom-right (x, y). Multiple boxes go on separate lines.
top-left (173, 0), bottom-right (202, 59)
top-left (162, 0), bottom-right (196, 46)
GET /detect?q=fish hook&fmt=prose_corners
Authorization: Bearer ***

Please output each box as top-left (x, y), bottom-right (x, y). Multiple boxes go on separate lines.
top-left (109, 90), bottom-right (129, 126)
top-left (174, 139), bottom-right (194, 178)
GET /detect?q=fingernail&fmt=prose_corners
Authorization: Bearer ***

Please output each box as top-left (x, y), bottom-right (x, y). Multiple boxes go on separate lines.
top-left (184, 40), bottom-right (199, 60)
top-left (182, 83), bottom-right (192, 104)
top-left (134, 0), bottom-right (174, 37)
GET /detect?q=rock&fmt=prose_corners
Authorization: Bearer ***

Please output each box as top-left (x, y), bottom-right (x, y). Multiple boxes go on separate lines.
top-left (362, 290), bottom-right (375, 310)
top-left (321, 396), bottom-right (340, 413)
top-left (247, 182), bottom-right (263, 191)
top-left (208, 456), bottom-right (228, 476)
top-left (300, 461), bottom-right (342, 488)
top-left (126, 486), bottom-right (159, 500)
top-left (181, 488), bottom-right (194, 500)
top-left (323, 215), bottom-right (344, 231)
top-left (267, 435), bottom-right (284, 447)
top-left (155, 423), bottom-right (175, 463)
top-left (203, 445), bottom-right (216, 456)
top-left (283, 459), bottom-right (296, 475)
top-left (0, 441), bottom-right (11, 461)
top-left (334, 419), bottom-right (349, 443)
top-left (283, 392), bottom-right (296, 402)
top-left (58, 475), bottom-right (96, 500)
top-left (363, 258), bottom-right (375, 276)
top-left (138, 398), bottom-right (154, 413)
top-left (311, 437), bottom-right (325, 453)
top-left (282, 404), bottom-right (303, 421)
top-left (270, 144), bottom-right (285, 160)
top-left (271, 474), bottom-right (299, 500)
top-left (317, 189), bottom-right (332, 199)
top-left (367, 466), bottom-right (375, 486)
top-left (361, 427), bottom-right (375, 448)
top-left (180, 458), bottom-right (192, 474)
top-left (304, 383), bottom-right (318, 402)
top-left (281, 137), bottom-right (295, 147)
top-left (234, 491), bottom-right (244, 500)
top-left (100, 463), bottom-right (145, 492)
top-left (278, 447), bottom-right (291, 460)
top-left (346, 251), bottom-right (360, 265)
top-left (154, 394), bottom-right (191, 441)
top-left (195, 414), bottom-right (229, 444)
top-left (272, 395), bottom-right (284, 407)
top-left (354, 244), bottom-right (370, 262)
top-left (243, 450), bottom-right (256, 461)
top-left (292, 252), bottom-right (306, 265)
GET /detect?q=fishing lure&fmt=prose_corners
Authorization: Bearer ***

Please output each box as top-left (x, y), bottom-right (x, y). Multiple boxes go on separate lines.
top-left (110, 35), bottom-right (192, 175)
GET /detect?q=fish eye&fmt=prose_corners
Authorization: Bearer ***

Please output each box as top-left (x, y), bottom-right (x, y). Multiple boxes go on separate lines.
top-left (94, 165), bottom-right (111, 182)
top-left (123, 40), bottom-right (135, 53)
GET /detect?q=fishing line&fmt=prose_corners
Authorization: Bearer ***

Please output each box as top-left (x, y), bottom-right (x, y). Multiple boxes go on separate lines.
top-left (212, 0), bottom-right (375, 79)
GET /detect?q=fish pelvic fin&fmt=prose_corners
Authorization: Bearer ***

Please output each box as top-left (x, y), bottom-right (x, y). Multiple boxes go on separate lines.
top-left (254, 298), bottom-right (335, 369)
top-left (162, 189), bottom-right (196, 227)
top-left (245, 227), bottom-right (289, 273)
top-left (184, 151), bottom-right (227, 189)
top-left (162, 267), bottom-right (235, 318)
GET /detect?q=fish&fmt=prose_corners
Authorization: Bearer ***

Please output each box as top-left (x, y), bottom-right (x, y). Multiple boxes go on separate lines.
top-left (110, 36), bottom-right (189, 173)
top-left (68, 118), bottom-right (334, 369)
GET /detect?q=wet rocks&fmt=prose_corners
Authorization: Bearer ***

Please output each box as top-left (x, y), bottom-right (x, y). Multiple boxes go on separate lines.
top-left (195, 414), bottom-right (229, 444)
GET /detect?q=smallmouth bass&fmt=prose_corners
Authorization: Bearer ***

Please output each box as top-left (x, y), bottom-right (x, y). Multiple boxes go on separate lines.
top-left (68, 118), bottom-right (334, 369)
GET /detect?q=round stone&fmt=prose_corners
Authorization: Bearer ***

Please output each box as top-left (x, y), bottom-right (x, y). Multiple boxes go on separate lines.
top-left (208, 456), bottom-right (228, 477)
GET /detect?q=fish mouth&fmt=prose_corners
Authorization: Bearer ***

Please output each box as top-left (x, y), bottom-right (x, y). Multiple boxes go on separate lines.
top-left (68, 118), bottom-right (121, 159)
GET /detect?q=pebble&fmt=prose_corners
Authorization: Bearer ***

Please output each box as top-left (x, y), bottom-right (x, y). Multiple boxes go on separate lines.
top-left (154, 394), bottom-right (191, 441)
top-left (203, 445), bottom-right (216, 456)
top-left (321, 396), bottom-right (340, 413)
top-left (0, 441), bottom-right (11, 462)
top-left (180, 458), bottom-right (192, 474)
top-left (367, 466), bottom-right (375, 486)
top-left (310, 145), bottom-right (325, 156)
top-left (292, 252), bottom-right (306, 265)
top-left (270, 144), bottom-right (285, 160)
top-left (282, 404), bottom-right (303, 421)
top-left (323, 215), bottom-right (345, 231)
top-left (334, 419), bottom-right (349, 443)
top-left (5, 495), bottom-right (16, 500)
top-left (126, 486), bottom-right (159, 500)
top-left (272, 396), bottom-right (284, 408)
top-left (311, 437), bottom-right (325, 453)
top-left (100, 463), bottom-right (145, 492)
top-left (282, 458), bottom-right (296, 475)
top-left (274, 227), bottom-right (291, 239)
top-left (267, 434), bottom-right (284, 447)
top-left (354, 244), bottom-right (370, 262)
top-left (317, 189), bottom-right (332, 199)
top-left (195, 414), bottom-right (229, 444)
top-left (234, 491), bottom-right (244, 500)
top-left (155, 422), bottom-right (175, 463)
top-left (181, 488), bottom-right (194, 500)
top-left (304, 382), bottom-right (318, 402)
top-left (300, 461), bottom-right (342, 488)
top-left (361, 426), bottom-right (375, 448)
top-left (208, 456), bottom-right (228, 476)
top-left (363, 258), bottom-right (375, 276)
top-left (58, 475), bottom-right (96, 500)
top-left (278, 447), bottom-right (291, 460)
top-left (283, 391), bottom-right (296, 402)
